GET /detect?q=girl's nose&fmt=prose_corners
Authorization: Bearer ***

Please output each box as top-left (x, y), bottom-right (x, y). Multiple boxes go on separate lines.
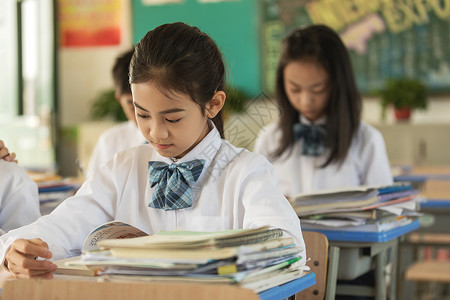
top-left (299, 91), bottom-right (313, 105)
top-left (150, 122), bottom-right (169, 141)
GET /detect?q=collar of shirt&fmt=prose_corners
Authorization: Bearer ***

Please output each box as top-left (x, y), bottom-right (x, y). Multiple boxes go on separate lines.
top-left (299, 114), bottom-right (327, 125)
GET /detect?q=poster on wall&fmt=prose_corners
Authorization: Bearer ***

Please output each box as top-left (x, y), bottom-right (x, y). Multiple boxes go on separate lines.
top-left (59, 0), bottom-right (122, 47)
top-left (261, 0), bottom-right (450, 94)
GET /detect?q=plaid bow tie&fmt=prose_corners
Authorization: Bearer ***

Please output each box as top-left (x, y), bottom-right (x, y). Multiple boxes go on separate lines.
top-left (148, 159), bottom-right (205, 211)
top-left (294, 123), bottom-right (326, 156)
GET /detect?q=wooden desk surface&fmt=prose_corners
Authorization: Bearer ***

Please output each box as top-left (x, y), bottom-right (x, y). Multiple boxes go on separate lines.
top-left (410, 165), bottom-right (450, 175)
top-left (405, 261), bottom-right (450, 283)
top-left (0, 272), bottom-right (316, 300)
top-left (422, 181), bottom-right (450, 199)
top-left (1, 279), bottom-right (261, 300)
top-left (408, 165), bottom-right (450, 199)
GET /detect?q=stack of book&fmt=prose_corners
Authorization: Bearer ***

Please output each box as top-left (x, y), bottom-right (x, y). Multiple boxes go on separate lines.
top-left (293, 183), bottom-right (422, 232)
top-left (29, 172), bottom-right (81, 215)
top-left (61, 223), bottom-right (307, 293)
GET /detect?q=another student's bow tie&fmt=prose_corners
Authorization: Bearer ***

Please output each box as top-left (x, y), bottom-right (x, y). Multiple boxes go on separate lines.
top-left (147, 159), bottom-right (205, 211)
top-left (293, 123), bottom-right (326, 156)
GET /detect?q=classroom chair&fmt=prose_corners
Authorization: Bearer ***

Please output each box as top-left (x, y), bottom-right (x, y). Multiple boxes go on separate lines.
top-left (296, 231), bottom-right (329, 300)
top-left (403, 232), bottom-right (450, 299)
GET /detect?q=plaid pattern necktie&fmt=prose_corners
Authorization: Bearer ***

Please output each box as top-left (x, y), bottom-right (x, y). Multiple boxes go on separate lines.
top-left (148, 159), bottom-right (205, 211)
top-left (294, 123), bottom-right (326, 156)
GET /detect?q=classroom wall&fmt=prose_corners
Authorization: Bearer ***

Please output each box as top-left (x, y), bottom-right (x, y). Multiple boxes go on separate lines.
top-left (131, 0), bottom-right (261, 97)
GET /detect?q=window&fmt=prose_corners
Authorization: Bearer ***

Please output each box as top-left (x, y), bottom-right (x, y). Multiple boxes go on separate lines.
top-left (0, 0), bottom-right (56, 171)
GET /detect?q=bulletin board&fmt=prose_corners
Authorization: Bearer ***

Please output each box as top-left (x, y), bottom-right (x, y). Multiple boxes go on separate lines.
top-left (131, 0), bottom-right (262, 97)
top-left (261, 0), bottom-right (450, 95)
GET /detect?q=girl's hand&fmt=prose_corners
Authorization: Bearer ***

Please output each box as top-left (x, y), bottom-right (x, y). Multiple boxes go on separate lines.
top-left (5, 239), bottom-right (57, 279)
top-left (0, 140), bottom-right (17, 163)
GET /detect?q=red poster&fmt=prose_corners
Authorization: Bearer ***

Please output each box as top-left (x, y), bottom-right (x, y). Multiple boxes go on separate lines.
top-left (59, 0), bottom-right (122, 47)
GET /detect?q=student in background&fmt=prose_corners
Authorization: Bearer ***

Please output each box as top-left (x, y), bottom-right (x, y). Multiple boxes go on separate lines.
top-left (254, 24), bottom-right (392, 198)
top-left (86, 48), bottom-right (147, 179)
top-left (0, 140), bottom-right (40, 235)
top-left (1, 22), bottom-right (305, 279)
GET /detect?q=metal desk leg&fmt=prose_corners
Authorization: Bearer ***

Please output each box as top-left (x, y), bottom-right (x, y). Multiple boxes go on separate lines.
top-left (390, 240), bottom-right (398, 300)
top-left (375, 247), bottom-right (387, 300)
top-left (325, 245), bottom-right (340, 300)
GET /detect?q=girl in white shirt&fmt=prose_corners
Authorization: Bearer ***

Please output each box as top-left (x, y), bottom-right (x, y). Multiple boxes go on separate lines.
top-left (254, 25), bottom-right (392, 197)
top-left (2, 22), bottom-right (305, 279)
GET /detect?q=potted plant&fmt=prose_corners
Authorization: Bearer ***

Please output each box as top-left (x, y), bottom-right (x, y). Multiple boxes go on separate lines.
top-left (223, 85), bottom-right (250, 119)
top-left (379, 78), bottom-right (427, 121)
top-left (90, 89), bottom-right (127, 121)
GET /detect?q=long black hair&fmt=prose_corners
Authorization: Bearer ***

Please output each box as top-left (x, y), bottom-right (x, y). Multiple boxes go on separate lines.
top-left (272, 24), bottom-right (361, 167)
top-left (129, 22), bottom-right (226, 138)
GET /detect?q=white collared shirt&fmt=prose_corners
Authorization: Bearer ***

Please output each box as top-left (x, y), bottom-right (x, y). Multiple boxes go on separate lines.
top-left (253, 117), bottom-right (393, 197)
top-left (0, 126), bottom-right (306, 264)
top-left (86, 120), bottom-right (147, 179)
top-left (0, 161), bottom-right (40, 235)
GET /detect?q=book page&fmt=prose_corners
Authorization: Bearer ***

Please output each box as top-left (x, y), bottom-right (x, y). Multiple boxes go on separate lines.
top-left (98, 226), bottom-right (271, 249)
top-left (82, 221), bottom-right (148, 252)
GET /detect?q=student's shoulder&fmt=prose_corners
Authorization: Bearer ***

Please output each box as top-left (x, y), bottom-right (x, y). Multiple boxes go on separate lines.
top-left (257, 121), bottom-right (281, 138)
top-left (355, 121), bottom-right (385, 145)
top-left (253, 121), bottom-right (281, 153)
top-left (98, 121), bottom-right (135, 140)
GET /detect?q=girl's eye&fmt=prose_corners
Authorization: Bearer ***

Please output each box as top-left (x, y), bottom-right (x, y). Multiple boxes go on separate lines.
top-left (290, 89), bottom-right (300, 94)
top-left (166, 118), bottom-right (181, 124)
top-left (137, 114), bottom-right (149, 119)
top-left (312, 88), bottom-right (327, 95)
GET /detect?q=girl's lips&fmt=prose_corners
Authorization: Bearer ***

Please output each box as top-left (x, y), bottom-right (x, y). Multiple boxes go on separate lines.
top-left (155, 143), bottom-right (172, 150)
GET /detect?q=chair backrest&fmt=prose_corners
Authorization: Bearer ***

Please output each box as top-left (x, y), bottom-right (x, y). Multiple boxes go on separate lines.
top-left (296, 231), bottom-right (329, 300)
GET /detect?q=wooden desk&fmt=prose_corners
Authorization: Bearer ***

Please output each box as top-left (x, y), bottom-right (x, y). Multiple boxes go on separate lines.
top-left (0, 272), bottom-right (316, 300)
top-left (304, 220), bottom-right (420, 300)
top-left (394, 165), bottom-right (450, 199)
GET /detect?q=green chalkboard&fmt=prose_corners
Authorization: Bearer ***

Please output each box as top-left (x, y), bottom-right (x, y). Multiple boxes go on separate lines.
top-left (261, 0), bottom-right (450, 94)
top-left (131, 0), bottom-right (261, 97)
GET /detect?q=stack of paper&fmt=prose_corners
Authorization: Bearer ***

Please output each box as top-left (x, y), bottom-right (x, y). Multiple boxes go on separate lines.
top-left (33, 175), bottom-right (81, 215)
top-left (65, 225), bottom-right (307, 293)
top-left (294, 183), bottom-right (422, 232)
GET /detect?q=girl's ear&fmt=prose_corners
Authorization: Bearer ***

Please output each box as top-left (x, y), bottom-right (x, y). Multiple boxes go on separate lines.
top-left (205, 91), bottom-right (226, 118)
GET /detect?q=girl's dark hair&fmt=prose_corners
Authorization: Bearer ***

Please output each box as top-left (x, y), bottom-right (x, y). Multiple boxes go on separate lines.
top-left (130, 22), bottom-right (226, 138)
top-left (273, 24), bottom-right (361, 167)
top-left (112, 49), bottom-right (134, 95)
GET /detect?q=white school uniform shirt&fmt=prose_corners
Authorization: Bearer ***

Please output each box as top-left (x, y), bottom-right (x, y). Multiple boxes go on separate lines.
top-left (253, 115), bottom-right (393, 198)
top-left (86, 120), bottom-right (146, 179)
top-left (0, 161), bottom-right (40, 235)
top-left (0, 125), bottom-right (306, 265)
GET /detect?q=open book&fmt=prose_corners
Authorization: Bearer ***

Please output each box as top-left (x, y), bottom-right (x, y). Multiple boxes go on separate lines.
top-left (54, 221), bottom-right (148, 276)
top-left (55, 222), bottom-right (287, 276)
